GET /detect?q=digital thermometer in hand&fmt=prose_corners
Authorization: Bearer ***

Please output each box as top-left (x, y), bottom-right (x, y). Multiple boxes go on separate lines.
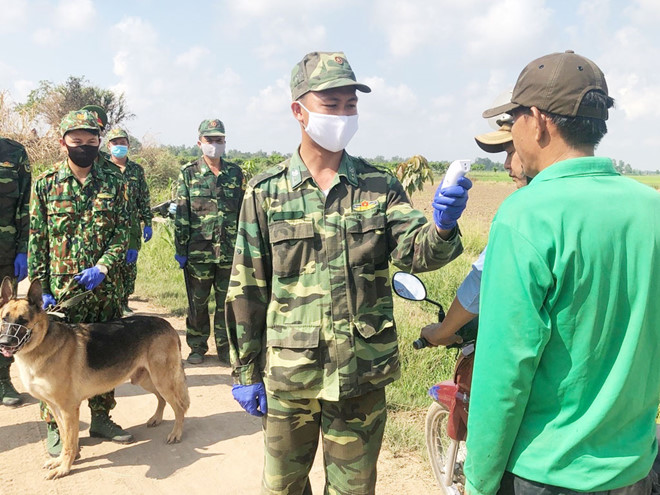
top-left (443, 159), bottom-right (471, 188)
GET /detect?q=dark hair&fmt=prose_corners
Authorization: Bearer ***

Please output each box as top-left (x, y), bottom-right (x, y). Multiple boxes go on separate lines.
top-left (544, 91), bottom-right (615, 148)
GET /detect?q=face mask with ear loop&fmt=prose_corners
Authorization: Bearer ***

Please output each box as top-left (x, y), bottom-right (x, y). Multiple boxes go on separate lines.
top-left (297, 101), bottom-right (359, 152)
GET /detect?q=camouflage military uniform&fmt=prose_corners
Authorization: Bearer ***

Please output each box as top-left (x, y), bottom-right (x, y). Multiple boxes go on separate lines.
top-left (0, 138), bottom-right (30, 389)
top-left (30, 150), bottom-right (129, 420)
top-left (226, 151), bottom-right (463, 493)
top-left (174, 156), bottom-right (244, 358)
top-left (106, 153), bottom-right (152, 306)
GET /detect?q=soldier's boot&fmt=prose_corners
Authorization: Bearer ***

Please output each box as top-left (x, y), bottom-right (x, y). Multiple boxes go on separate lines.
top-left (89, 413), bottom-right (134, 443)
top-left (46, 422), bottom-right (62, 458)
top-left (122, 298), bottom-right (134, 316)
top-left (0, 367), bottom-right (22, 406)
top-left (187, 350), bottom-right (204, 365)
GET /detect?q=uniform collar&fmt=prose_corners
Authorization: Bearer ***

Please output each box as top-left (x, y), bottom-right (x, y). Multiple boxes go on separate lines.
top-left (198, 157), bottom-right (225, 177)
top-left (531, 156), bottom-right (618, 184)
top-left (56, 158), bottom-right (101, 182)
top-left (289, 149), bottom-right (359, 189)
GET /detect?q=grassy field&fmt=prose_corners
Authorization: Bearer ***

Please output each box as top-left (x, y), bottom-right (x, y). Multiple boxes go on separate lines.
top-left (630, 175), bottom-right (660, 189)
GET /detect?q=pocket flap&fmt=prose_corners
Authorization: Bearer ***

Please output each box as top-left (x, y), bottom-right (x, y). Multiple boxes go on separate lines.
top-left (347, 214), bottom-right (386, 234)
top-left (269, 220), bottom-right (314, 244)
top-left (267, 325), bottom-right (320, 349)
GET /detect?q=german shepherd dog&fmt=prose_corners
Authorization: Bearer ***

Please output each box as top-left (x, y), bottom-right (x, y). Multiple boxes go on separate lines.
top-left (0, 278), bottom-right (190, 479)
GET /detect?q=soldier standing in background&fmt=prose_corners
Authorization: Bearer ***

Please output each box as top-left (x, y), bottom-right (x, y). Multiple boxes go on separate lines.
top-left (105, 127), bottom-right (153, 315)
top-left (0, 136), bottom-right (30, 407)
top-left (29, 110), bottom-right (133, 457)
top-left (174, 119), bottom-right (245, 365)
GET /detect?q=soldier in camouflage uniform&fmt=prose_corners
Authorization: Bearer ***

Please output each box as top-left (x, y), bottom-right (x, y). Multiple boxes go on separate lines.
top-left (105, 127), bottom-right (153, 314)
top-left (226, 52), bottom-right (472, 494)
top-left (0, 137), bottom-right (30, 407)
top-left (29, 110), bottom-right (133, 457)
top-left (174, 119), bottom-right (245, 365)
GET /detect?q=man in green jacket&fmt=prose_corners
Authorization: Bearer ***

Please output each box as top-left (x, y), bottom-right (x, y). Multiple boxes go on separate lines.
top-left (465, 51), bottom-right (660, 495)
top-left (226, 51), bottom-right (471, 494)
top-left (105, 127), bottom-right (153, 314)
top-left (174, 119), bottom-right (245, 365)
top-left (0, 136), bottom-right (30, 406)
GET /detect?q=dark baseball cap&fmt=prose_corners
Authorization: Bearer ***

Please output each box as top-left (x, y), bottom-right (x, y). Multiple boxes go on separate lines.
top-left (483, 51), bottom-right (609, 120)
top-left (290, 51), bottom-right (371, 101)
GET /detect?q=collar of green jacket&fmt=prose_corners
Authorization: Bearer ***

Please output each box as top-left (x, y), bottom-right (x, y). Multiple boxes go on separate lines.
top-left (55, 159), bottom-right (106, 183)
top-left (289, 149), bottom-right (359, 189)
top-left (532, 156), bottom-right (618, 184)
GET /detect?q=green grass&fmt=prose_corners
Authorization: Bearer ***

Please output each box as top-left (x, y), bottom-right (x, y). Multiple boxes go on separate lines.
top-left (629, 175), bottom-right (660, 189)
top-left (468, 170), bottom-right (512, 183)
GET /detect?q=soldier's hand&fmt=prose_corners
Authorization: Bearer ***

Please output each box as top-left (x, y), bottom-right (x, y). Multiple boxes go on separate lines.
top-left (174, 254), bottom-right (187, 269)
top-left (42, 293), bottom-right (56, 310)
top-left (143, 226), bottom-right (153, 242)
top-left (432, 176), bottom-right (472, 230)
top-left (13, 253), bottom-right (27, 282)
top-left (232, 383), bottom-right (268, 417)
top-left (126, 249), bottom-right (138, 264)
top-left (74, 267), bottom-right (106, 290)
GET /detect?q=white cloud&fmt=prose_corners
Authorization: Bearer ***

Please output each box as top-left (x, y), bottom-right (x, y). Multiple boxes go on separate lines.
top-left (175, 46), bottom-right (212, 70)
top-left (0, 0), bottom-right (28, 31)
top-left (55, 0), bottom-right (96, 29)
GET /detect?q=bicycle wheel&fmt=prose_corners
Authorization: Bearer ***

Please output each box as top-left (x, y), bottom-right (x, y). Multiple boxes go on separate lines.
top-left (425, 402), bottom-right (467, 492)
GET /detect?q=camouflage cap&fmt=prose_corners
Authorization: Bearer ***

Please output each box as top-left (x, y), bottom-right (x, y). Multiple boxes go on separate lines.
top-left (106, 127), bottom-right (129, 142)
top-left (290, 51), bottom-right (371, 101)
top-left (198, 119), bottom-right (226, 137)
top-left (81, 104), bottom-right (108, 130)
top-left (59, 110), bottom-right (101, 137)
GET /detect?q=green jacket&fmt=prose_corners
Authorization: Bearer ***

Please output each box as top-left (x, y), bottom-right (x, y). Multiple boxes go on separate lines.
top-left (465, 157), bottom-right (660, 495)
top-left (107, 156), bottom-right (153, 250)
top-left (174, 157), bottom-right (245, 265)
top-left (0, 138), bottom-right (31, 265)
top-left (226, 150), bottom-right (463, 400)
top-left (28, 158), bottom-right (129, 296)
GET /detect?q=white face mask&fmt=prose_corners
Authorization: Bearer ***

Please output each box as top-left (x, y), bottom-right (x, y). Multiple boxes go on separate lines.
top-left (200, 142), bottom-right (225, 159)
top-left (297, 101), bottom-right (358, 153)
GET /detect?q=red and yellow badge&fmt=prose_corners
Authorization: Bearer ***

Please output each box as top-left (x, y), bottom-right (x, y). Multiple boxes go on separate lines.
top-left (210, 120), bottom-right (218, 128)
top-left (76, 112), bottom-right (85, 120)
top-left (353, 200), bottom-right (378, 212)
top-left (1, 161), bottom-right (13, 168)
top-left (334, 56), bottom-right (344, 65)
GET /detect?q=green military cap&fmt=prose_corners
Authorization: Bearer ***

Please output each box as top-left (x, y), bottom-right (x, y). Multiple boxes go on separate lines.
top-left (59, 110), bottom-right (100, 137)
top-left (290, 51), bottom-right (371, 101)
top-left (81, 104), bottom-right (108, 130)
top-left (106, 127), bottom-right (129, 142)
top-left (198, 119), bottom-right (226, 137)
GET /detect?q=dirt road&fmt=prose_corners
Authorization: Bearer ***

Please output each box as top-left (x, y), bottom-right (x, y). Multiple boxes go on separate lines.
top-left (0, 293), bottom-right (437, 494)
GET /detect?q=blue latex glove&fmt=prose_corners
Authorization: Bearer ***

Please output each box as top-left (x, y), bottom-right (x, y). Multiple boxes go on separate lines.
top-left (232, 383), bottom-right (268, 417)
top-left (74, 266), bottom-right (106, 290)
top-left (432, 176), bottom-right (473, 230)
top-left (42, 293), bottom-right (56, 309)
top-left (13, 253), bottom-right (27, 282)
top-left (143, 226), bottom-right (153, 242)
top-left (174, 254), bottom-right (187, 269)
top-left (126, 249), bottom-right (138, 264)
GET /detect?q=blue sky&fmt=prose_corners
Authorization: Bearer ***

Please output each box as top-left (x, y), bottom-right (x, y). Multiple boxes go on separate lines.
top-left (1, 0), bottom-right (659, 170)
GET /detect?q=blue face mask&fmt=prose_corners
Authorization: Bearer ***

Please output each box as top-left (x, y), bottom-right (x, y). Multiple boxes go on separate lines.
top-left (110, 145), bottom-right (128, 158)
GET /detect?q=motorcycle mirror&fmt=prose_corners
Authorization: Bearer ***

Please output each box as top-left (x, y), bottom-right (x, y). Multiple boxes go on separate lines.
top-left (392, 271), bottom-right (427, 301)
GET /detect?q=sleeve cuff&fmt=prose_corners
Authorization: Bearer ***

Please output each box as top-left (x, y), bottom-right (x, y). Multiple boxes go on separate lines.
top-left (232, 363), bottom-right (263, 385)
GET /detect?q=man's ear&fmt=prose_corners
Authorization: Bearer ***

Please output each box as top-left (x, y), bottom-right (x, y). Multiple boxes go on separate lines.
top-left (530, 107), bottom-right (550, 145)
top-left (291, 100), bottom-right (305, 124)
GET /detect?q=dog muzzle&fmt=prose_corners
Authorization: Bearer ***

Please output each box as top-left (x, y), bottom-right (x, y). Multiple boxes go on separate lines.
top-left (0, 322), bottom-right (32, 357)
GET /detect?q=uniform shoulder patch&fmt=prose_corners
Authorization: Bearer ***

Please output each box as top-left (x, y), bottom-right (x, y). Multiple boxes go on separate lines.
top-left (247, 161), bottom-right (289, 188)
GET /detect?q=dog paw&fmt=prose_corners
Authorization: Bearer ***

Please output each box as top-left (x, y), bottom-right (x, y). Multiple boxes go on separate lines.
top-left (45, 466), bottom-right (70, 480)
top-left (43, 458), bottom-right (61, 470)
top-left (166, 431), bottom-right (182, 444)
top-left (147, 415), bottom-right (162, 427)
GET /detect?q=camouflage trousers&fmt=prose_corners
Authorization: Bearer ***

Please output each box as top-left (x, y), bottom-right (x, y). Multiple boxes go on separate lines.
top-left (262, 388), bottom-right (387, 495)
top-left (41, 272), bottom-right (122, 424)
top-left (118, 258), bottom-right (137, 305)
top-left (0, 265), bottom-right (17, 372)
top-left (185, 262), bottom-right (231, 355)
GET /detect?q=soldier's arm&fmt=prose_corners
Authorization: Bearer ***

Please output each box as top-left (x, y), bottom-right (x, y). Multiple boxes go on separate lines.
top-left (15, 147), bottom-right (31, 254)
top-left (173, 169), bottom-right (190, 257)
top-left (136, 165), bottom-right (153, 227)
top-left (386, 176), bottom-right (463, 273)
top-left (97, 178), bottom-right (129, 269)
top-left (28, 179), bottom-right (51, 292)
top-left (225, 183), bottom-right (271, 385)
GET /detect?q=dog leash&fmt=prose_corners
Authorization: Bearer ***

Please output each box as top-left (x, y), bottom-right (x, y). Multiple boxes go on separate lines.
top-left (46, 290), bottom-right (94, 319)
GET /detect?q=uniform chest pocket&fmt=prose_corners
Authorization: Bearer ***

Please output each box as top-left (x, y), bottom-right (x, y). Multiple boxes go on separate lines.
top-left (269, 220), bottom-right (317, 278)
top-left (220, 185), bottom-right (242, 212)
top-left (190, 196), bottom-right (217, 240)
top-left (0, 168), bottom-right (19, 200)
top-left (46, 198), bottom-right (76, 236)
top-left (346, 213), bottom-right (388, 267)
top-left (92, 195), bottom-right (116, 231)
